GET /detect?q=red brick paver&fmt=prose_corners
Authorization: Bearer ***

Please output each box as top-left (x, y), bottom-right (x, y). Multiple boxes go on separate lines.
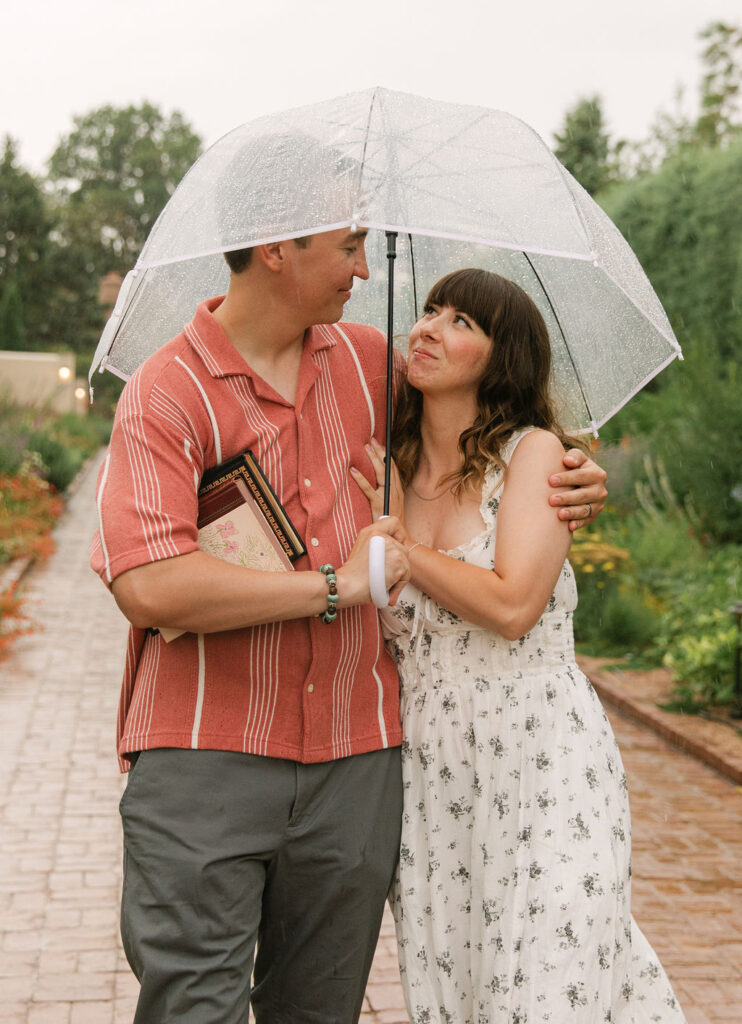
top-left (1, 456), bottom-right (741, 1023)
top-left (0, 456), bottom-right (137, 1024)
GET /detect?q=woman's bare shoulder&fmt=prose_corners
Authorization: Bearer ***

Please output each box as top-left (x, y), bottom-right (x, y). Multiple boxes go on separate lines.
top-left (508, 428), bottom-right (565, 465)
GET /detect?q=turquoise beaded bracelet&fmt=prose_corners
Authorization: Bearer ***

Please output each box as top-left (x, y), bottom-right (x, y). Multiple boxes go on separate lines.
top-left (318, 563), bottom-right (339, 624)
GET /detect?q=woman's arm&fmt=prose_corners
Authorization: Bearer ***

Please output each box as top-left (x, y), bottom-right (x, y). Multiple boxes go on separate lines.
top-left (354, 432), bottom-right (572, 640)
top-left (407, 431), bottom-right (572, 638)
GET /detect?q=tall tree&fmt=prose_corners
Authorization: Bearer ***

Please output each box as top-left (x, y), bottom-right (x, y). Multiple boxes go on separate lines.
top-left (616, 86), bottom-right (695, 177)
top-left (0, 279), bottom-right (27, 350)
top-left (39, 103), bottom-right (202, 355)
top-left (696, 21), bottom-right (742, 147)
top-left (553, 96), bottom-right (612, 195)
top-left (48, 102), bottom-right (202, 274)
top-left (0, 137), bottom-right (52, 348)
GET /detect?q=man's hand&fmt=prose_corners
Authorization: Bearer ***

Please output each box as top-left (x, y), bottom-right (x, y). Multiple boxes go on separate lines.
top-left (548, 448), bottom-right (608, 532)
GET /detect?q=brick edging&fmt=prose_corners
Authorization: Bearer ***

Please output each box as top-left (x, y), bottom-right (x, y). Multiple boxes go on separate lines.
top-left (584, 666), bottom-right (742, 786)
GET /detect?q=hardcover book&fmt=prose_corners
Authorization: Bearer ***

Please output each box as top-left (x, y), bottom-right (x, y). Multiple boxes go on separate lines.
top-left (158, 450), bottom-right (305, 642)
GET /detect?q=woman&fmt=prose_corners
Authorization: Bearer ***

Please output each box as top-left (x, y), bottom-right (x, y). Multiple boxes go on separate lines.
top-left (353, 269), bottom-right (685, 1024)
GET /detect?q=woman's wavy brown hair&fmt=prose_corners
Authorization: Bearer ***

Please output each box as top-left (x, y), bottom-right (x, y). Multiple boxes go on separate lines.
top-left (392, 268), bottom-right (586, 496)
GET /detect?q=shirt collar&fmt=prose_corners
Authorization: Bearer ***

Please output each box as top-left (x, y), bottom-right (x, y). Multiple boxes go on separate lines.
top-left (186, 297), bottom-right (338, 380)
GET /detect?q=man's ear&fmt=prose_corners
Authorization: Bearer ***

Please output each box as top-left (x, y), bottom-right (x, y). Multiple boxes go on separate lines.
top-left (255, 241), bottom-right (287, 272)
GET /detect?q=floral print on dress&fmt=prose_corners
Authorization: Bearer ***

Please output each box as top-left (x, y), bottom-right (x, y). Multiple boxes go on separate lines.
top-left (381, 429), bottom-right (686, 1024)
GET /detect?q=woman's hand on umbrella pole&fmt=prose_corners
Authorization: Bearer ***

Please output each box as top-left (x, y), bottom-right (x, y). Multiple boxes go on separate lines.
top-left (335, 519), bottom-right (411, 608)
top-left (350, 439), bottom-right (406, 524)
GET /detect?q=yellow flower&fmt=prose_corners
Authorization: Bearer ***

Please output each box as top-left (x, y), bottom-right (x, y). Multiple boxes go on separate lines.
top-left (582, 564), bottom-right (595, 573)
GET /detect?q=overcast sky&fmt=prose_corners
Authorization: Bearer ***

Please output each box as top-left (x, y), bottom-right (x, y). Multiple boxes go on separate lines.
top-left (3, 0), bottom-right (740, 173)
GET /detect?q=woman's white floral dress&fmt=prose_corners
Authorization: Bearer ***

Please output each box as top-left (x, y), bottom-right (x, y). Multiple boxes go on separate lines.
top-left (381, 431), bottom-right (686, 1024)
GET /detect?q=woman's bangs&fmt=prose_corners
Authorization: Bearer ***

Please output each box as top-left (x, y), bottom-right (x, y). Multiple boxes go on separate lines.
top-left (426, 269), bottom-right (498, 336)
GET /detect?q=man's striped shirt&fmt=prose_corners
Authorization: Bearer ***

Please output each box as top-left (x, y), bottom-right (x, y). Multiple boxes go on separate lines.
top-left (91, 298), bottom-right (403, 770)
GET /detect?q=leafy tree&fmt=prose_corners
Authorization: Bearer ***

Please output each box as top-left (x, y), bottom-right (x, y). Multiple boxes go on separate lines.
top-left (37, 103), bottom-right (202, 356)
top-left (553, 96), bottom-right (612, 195)
top-left (598, 136), bottom-right (742, 542)
top-left (0, 137), bottom-right (52, 348)
top-left (615, 86), bottom-right (695, 178)
top-left (48, 103), bottom-right (202, 274)
top-left (608, 22), bottom-right (742, 177)
top-left (601, 137), bottom-right (742, 361)
top-left (696, 21), bottom-right (742, 147)
top-left (0, 279), bottom-right (26, 350)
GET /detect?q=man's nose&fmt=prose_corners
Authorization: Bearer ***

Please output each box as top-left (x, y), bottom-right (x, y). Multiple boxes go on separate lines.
top-left (354, 248), bottom-right (370, 281)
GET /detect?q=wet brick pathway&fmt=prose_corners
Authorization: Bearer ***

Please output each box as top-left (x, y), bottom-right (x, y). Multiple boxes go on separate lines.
top-left (1, 457), bottom-right (740, 1023)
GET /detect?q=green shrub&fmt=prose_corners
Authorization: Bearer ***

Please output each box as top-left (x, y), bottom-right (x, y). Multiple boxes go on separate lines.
top-left (597, 345), bottom-right (742, 544)
top-left (0, 421), bottom-right (29, 475)
top-left (0, 394), bottom-right (110, 493)
top-left (27, 429), bottom-right (86, 492)
top-left (572, 487), bottom-right (740, 707)
top-left (599, 587), bottom-right (663, 652)
top-left (601, 139), bottom-right (742, 360)
top-left (650, 545), bottom-right (741, 709)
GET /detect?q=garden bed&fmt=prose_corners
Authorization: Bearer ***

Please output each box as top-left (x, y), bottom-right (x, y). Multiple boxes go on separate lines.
top-left (0, 398), bottom-right (111, 659)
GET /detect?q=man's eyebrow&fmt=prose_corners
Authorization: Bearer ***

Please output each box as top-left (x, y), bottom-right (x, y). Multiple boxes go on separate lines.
top-left (346, 229), bottom-right (368, 240)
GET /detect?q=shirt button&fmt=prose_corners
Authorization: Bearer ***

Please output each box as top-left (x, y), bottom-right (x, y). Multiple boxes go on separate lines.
top-left (304, 478), bottom-right (312, 487)
top-left (311, 537), bottom-right (319, 547)
top-left (307, 684), bottom-right (314, 693)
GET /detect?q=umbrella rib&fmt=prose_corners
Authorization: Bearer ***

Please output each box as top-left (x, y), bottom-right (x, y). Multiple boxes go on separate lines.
top-left (521, 251), bottom-right (595, 433)
top-left (590, 350), bottom-right (682, 432)
top-left (354, 89), bottom-right (380, 218)
top-left (407, 233), bottom-right (419, 320)
top-left (142, 222), bottom-right (357, 269)
top-left (359, 222), bottom-right (593, 262)
top-left (599, 265), bottom-right (682, 354)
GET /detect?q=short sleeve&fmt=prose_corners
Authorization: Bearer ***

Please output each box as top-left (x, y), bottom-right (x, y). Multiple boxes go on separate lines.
top-left (91, 372), bottom-right (204, 586)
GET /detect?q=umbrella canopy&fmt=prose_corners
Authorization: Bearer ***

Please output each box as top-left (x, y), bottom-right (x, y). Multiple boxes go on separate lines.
top-left (91, 87), bottom-right (681, 434)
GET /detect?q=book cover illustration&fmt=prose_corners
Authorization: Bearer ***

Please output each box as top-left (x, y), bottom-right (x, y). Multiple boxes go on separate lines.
top-left (158, 450), bottom-right (305, 642)
top-left (197, 477), bottom-right (292, 573)
top-left (198, 449), bottom-right (305, 561)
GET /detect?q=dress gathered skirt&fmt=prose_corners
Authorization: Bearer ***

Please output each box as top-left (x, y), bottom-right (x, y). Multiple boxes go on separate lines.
top-left (381, 431), bottom-right (686, 1024)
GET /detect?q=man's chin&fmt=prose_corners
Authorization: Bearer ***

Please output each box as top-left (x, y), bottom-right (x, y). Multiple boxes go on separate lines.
top-left (308, 312), bottom-right (344, 328)
top-left (324, 305), bottom-right (346, 325)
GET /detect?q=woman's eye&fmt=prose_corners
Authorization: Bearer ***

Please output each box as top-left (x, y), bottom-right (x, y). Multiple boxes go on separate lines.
top-left (454, 314), bottom-right (471, 327)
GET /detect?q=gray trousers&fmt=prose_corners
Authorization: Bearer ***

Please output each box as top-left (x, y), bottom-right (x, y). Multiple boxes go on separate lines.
top-left (120, 747), bottom-right (403, 1024)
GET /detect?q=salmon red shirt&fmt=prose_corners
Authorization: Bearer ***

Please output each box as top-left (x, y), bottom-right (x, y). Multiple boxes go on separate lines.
top-left (91, 298), bottom-right (403, 770)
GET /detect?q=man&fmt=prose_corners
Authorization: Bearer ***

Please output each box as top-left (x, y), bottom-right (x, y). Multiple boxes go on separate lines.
top-left (92, 224), bottom-right (607, 1023)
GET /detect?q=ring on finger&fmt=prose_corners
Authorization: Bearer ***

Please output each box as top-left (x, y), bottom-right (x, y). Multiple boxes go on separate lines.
top-left (586, 503), bottom-right (593, 518)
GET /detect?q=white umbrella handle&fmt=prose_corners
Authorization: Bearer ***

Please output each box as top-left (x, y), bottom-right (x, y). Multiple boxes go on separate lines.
top-left (369, 534), bottom-right (390, 608)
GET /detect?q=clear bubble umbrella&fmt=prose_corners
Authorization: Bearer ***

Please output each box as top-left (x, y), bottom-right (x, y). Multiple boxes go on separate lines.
top-left (91, 86), bottom-right (681, 444)
top-left (92, 87), bottom-right (683, 606)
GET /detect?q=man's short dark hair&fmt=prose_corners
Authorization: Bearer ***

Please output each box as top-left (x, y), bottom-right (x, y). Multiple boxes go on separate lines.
top-left (223, 235), bottom-right (311, 275)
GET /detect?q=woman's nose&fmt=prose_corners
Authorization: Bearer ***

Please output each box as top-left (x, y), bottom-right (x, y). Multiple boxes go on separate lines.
top-left (422, 313), bottom-right (443, 337)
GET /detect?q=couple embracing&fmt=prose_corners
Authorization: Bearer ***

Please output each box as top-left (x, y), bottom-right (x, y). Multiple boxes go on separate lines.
top-left (93, 223), bottom-right (685, 1022)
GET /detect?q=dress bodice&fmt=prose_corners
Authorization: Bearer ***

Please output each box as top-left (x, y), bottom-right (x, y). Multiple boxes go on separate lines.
top-left (380, 429), bottom-right (578, 691)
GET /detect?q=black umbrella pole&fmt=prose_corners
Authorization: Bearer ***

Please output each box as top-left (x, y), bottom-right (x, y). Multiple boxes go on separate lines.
top-left (384, 231), bottom-right (398, 517)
